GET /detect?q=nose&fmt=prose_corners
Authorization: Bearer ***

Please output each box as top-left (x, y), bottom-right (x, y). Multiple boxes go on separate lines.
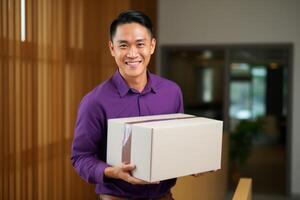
top-left (126, 46), bottom-right (138, 58)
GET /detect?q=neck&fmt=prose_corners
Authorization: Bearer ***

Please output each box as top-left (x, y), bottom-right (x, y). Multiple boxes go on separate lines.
top-left (120, 72), bottom-right (148, 93)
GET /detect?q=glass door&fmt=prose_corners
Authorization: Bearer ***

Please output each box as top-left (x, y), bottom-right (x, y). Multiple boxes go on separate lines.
top-left (161, 44), bottom-right (292, 196)
top-left (228, 47), bottom-right (290, 195)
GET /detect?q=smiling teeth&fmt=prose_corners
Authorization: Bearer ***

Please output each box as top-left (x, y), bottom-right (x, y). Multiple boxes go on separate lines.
top-left (126, 61), bottom-right (141, 65)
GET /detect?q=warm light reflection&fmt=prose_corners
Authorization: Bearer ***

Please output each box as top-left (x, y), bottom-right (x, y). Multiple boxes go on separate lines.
top-left (21, 0), bottom-right (26, 41)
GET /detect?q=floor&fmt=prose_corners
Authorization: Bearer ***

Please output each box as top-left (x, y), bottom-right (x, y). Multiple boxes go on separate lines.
top-left (251, 194), bottom-right (300, 200)
top-left (228, 143), bottom-right (293, 199)
top-left (241, 144), bottom-right (286, 194)
top-left (227, 193), bottom-right (300, 200)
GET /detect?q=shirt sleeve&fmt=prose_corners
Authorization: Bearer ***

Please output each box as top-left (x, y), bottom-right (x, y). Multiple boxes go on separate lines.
top-left (176, 86), bottom-right (184, 113)
top-left (71, 93), bottom-right (110, 184)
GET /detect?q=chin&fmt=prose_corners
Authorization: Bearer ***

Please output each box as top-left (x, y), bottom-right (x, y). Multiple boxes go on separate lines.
top-left (126, 72), bottom-right (143, 78)
top-left (123, 67), bottom-right (146, 77)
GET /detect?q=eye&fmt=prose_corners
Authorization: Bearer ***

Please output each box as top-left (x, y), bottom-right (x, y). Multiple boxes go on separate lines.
top-left (119, 44), bottom-right (127, 49)
top-left (137, 43), bottom-right (145, 47)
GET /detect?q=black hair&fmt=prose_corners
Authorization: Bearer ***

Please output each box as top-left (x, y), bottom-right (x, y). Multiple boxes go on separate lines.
top-left (110, 10), bottom-right (154, 40)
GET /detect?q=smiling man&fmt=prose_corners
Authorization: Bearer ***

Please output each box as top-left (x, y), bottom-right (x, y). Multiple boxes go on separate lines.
top-left (71, 10), bottom-right (183, 200)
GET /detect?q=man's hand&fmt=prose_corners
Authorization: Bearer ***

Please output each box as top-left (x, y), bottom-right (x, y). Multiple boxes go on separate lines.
top-left (192, 170), bottom-right (217, 177)
top-left (104, 163), bottom-right (159, 185)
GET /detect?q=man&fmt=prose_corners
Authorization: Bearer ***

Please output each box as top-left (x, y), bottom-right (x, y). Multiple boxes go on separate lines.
top-left (71, 10), bottom-right (183, 200)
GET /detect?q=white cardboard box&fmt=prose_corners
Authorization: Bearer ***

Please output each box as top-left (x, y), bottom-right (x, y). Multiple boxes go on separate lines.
top-left (107, 113), bottom-right (223, 182)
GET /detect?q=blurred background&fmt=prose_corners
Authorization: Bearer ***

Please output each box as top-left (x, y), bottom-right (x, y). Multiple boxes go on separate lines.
top-left (1, 0), bottom-right (300, 199)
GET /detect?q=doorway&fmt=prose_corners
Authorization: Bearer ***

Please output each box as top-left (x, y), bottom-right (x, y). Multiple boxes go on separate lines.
top-left (161, 44), bottom-right (292, 196)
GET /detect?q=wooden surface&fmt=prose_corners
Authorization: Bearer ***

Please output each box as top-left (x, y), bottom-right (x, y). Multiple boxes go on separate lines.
top-left (0, 1), bottom-right (156, 200)
top-left (232, 178), bottom-right (252, 200)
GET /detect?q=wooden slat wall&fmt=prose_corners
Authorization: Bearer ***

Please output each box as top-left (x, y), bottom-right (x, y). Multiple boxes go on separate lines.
top-left (0, 1), bottom-right (156, 200)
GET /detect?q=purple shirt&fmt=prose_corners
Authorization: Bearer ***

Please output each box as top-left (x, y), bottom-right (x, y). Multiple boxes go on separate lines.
top-left (71, 70), bottom-right (184, 198)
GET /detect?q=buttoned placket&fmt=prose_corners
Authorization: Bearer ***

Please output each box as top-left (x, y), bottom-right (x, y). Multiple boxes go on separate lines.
top-left (137, 92), bottom-right (147, 116)
top-left (137, 94), bottom-right (142, 116)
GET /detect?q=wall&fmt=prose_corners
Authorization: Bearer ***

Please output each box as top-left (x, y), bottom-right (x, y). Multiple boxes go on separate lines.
top-left (158, 0), bottom-right (300, 196)
top-left (0, 0), bottom-right (156, 199)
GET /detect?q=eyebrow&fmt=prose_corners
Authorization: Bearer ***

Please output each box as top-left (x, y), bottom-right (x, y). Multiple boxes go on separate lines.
top-left (136, 39), bottom-right (146, 42)
top-left (116, 39), bottom-right (146, 44)
top-left (116, 40), bottom-right (128, 44)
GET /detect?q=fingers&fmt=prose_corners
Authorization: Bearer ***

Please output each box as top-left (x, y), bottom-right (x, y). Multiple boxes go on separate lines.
top-left (119, 164), bottom-right (159, 185)
top-left (126, 175), bottom-right (148, 185)
top-left (116, 163), bottom-right (160, 185)
top-left (121, 163), bottom-right (135, 172)
top-left (125, 174), bottom-right (159, 185)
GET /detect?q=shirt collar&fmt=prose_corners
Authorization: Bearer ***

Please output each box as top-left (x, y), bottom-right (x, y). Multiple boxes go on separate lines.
top-left (112, 70), bottom-right (157, 98)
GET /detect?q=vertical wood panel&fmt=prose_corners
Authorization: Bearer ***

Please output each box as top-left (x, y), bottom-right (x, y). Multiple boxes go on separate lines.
top-left (0, 1), bottom-right (157, 199)
top-left (0, 1), bottom-right (4, 200)
top-left (0, 59), bottom-right (3, 200)
top-left (0, 25), bottom-right (3, 200)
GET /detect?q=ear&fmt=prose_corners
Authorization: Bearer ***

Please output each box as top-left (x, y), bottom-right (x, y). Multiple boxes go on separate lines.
top-left (150, 38), bottom-right (156, 55)
top-left (109, 41), bottom-right (115, 57)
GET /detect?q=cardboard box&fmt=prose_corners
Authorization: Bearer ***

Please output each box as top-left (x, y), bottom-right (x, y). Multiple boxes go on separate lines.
top-left (107, 113), bottom-right (223, 182)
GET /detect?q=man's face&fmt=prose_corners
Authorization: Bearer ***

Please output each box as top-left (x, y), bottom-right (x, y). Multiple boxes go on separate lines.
top-left (109, 23), bottom-right (156, 80)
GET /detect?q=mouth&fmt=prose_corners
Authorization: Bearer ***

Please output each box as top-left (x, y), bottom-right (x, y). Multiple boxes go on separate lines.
top-left (125, 60), bottom-right (142, 68)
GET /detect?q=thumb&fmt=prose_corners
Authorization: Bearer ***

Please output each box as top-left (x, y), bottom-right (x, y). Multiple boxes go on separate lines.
top-left (121, 163), bottom-right (135, 172)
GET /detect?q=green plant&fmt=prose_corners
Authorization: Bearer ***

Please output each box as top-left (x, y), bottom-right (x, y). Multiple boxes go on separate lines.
top-left (230, 119), bottom-right (263, 167)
